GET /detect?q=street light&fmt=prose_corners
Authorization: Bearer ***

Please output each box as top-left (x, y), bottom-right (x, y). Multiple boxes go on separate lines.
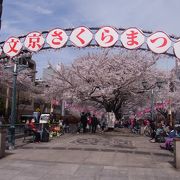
top-left (142, 80), bottom-right (163, 123)
top-left (4, 58), bottom-right (28, 149)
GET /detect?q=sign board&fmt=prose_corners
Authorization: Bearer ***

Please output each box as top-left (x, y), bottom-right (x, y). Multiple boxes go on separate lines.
top-left (70, 26), bottom-right (93, 47)
top-left (147, 31), bottom-right (171, 54)
top-left (39, 114), bottom-right (50, 124)
top-left (95, 26), bottom-right (118, 47)
top-left (3, 37), bottom-right (22, 57)
top-left (0, 26), bottom-right (179, 59)
top-left (46, 28), bottom-right (68, 49)
top-left (121, 28), bottom-right (145, 49)
top-left (24, 31), bottom-right (45, 52)
top-left (105, 112), bottom-right (116, 128)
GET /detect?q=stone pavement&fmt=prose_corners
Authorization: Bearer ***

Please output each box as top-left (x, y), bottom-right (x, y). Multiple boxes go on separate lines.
top-left (0, 129), bottom-right (180, 180)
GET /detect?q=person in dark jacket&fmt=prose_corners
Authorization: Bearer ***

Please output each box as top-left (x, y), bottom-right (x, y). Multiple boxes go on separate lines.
top-left (62, 118), bottom-right (70, 133)
top-left (91, 114), bottom-right (98, 133)
top-left (149, 121), bottom-right (156, 141)
top-left (80, 112), bottom-right (87, 133)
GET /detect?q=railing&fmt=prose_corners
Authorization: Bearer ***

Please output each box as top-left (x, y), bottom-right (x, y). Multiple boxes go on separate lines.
top-left (0, 122), bottom-right (78, 140)
top-left (0, 124), bottom-right (32, 139)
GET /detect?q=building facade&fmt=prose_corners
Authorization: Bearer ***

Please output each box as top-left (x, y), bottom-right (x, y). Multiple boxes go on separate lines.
top-left (0, 55), bottom-right (36, 123)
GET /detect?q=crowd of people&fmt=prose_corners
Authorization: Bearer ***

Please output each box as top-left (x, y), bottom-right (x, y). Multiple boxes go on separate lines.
top-left (76, 112), bottom-right (107, 134)
top-left (147, 120), bottom-right (180, 150)
top-left (3, 109), bottom-right (180, 151)
top-left (55, 112), bottom-right (107, 135)
top-left (126, 116), bottom-right (180, 151)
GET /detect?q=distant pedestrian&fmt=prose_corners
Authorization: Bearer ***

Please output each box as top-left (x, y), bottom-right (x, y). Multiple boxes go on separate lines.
top-left (149, 121), bottom-right (156, 140)
top-left (87, 113), bottom-right (92, 132)
top-left (80, 112), bottom-right (87, 133)
top-left (91, 114), bottom-right (98, 133)
top-left (62, 118), bottom-right (70, 133)
top-left (101, 117), bottom-right (107, 132)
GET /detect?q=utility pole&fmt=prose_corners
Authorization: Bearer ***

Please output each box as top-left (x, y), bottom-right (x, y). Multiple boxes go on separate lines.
top-left (8, 62), bottom-right (17, 149)
top-left (0, 0), bottom-right (3, 30)
top-left (169, 97), bottom-right (173, 127)
top-left (61, 100), bottom-right (65, 116)
top-left (151, 89), bottom-right (154, 123)
top-left (5, 85), bottom-right (10, 116)
top-left (142, 80), bottom-right (163, 125)
top-left (6, 58), bottom-right (28, 149)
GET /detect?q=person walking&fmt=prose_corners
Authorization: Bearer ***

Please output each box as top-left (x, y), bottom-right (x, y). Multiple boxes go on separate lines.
top-left (87, 113), bottom-right (92, 132)
top-left (80, 112), bottom-right (87, 133)
top-left (92, 114), bottom-right (98, 133)
top-left (62, 118), bottom-right (70, 133)
top-left (100, 114), bottom-right (107, 132)
top-left (149, 121), bottom-right (156, 142)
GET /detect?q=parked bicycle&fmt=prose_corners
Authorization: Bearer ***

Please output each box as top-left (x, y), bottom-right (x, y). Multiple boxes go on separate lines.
top-left (144, 124), bottom-right (152, 137)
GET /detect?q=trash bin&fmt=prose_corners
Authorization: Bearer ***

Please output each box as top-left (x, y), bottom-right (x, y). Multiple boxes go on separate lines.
top-left (0, 127), bottom-right (6, 158)
top-left (174, 138), bottom-right (180, 169)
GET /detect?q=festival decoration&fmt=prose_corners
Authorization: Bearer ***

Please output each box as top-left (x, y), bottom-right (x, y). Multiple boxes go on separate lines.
top-left (3, 37), bottom-right (22, 58)
top-left (70, 26), bottom-right (93, 47)
top-left (120, 28), bottom-right (145, 49)
top-left (147, 31), bottom-right (171, 54)
top-left (46, 28), bottom-right (68, 49)
top-left (173, 39), bottom-right (180, 59)
top-left (0, 27), bottom-right (179, 59)
top-left (95, 26), bottom-right (118, 47)
top-left (24, 31), bottom-right (45, 52)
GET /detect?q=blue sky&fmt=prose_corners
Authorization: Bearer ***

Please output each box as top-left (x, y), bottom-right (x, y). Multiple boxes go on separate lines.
top-left (1, 0), bottom-right (180, 77)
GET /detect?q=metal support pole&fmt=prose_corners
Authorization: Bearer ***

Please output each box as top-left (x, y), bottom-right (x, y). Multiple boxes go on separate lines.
top-left (5, 86), bottom-right (9, 116)
top-left (169, 97), bottom-right (173, 127)
top-left (8, 63), bottom-right (17, 149)
top-left (50, 100), bottom-right (54, 113)
top-left (61, 100), bottom-right (64, 116)
top-left (151, 89), bottom-right (154, 122)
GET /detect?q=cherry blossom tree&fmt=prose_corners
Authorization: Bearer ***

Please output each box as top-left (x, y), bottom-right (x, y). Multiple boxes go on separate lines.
top-left (45, 50), bottom-right (168, 119)
top-left (154, 70), bottom-right (180, 124)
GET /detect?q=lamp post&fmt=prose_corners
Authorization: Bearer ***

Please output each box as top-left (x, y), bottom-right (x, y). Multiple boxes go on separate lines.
top-left (142, 81), bottom-right (163, 123)
top-left (8, 62), bottom-right (17, 149)
top-left (5, 59), bottom-right (28, 149)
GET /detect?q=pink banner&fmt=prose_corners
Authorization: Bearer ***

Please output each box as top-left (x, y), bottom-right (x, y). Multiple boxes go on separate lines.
top-left (136, 100), bottom-right (170, 118)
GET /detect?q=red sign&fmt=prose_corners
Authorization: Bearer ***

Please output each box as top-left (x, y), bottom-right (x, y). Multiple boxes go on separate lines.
top-left (70, 26), bottom-right (93, 47)
top-left (173, 39), bottom-right (180, 59)
top-left (24, 32), bottom-right (45, 52)
top-left (121, 28), bottom-right (145, 49)
top-left (51, 99), bottom-right (59, 105)
top-left (95, 26), bottom-right (118, 47)
top-left (147, 31), bottom-right (171, 54)
top-left (46, 28), bottom-right (68, 49)
top-left (3, 37), bottom-right (22, 58)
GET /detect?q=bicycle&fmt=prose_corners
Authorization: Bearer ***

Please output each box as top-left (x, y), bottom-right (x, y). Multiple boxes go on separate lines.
top-left (144, 125), bottom-right (152, 137)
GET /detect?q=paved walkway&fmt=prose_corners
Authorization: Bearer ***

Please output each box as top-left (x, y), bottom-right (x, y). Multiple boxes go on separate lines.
top-left (0, 129), bottom-right (179, 180)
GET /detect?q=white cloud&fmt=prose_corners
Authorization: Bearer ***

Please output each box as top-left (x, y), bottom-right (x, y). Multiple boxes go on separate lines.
top-left (10, 1), bottom-right (53, 15)
top-left (66, 0), bottom-right (180, 35)
top-left (35, 6), bottom-right (53, 15)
